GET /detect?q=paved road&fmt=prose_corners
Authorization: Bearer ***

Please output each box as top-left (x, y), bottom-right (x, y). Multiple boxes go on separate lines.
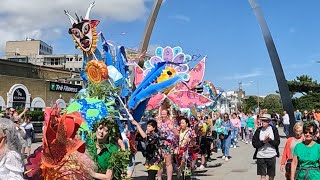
top-left (30, 128), bottom-right (288, 180)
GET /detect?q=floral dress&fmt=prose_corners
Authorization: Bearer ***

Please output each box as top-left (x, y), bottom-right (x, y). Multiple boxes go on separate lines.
top-left (145, 132), bottom-right (163, 170)
top-left (177, 129), bottom-right (197, 167)
top-left (157, 119), bottom-right (177, 156)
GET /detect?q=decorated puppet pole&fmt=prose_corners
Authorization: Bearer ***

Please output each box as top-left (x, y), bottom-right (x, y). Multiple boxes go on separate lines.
top-left (248, 0), bottom-right (295, 135)
top-left (90, 50), bottom-right (132, 149)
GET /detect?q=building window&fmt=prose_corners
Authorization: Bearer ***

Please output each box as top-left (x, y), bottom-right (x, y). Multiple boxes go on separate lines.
top-left (51, 58), bottom-right (54, 65)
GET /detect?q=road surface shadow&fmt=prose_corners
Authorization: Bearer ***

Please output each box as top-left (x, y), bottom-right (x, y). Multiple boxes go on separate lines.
top-left (206, 163), bottom-right (223, 168)
top-left (216, 155), bottom-right (233, 159)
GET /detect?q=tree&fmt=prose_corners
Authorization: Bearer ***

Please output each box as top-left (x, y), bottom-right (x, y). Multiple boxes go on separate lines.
top-left (288, 75), bottom-right (320, 110)
top-left (242, 96), bottom-right (262, 113)
top-left (288, 75), bottom-right (320, 95)
top-left (292, 93), bottom-right (320, 111)
top-left (260, 94), bottom-right (283, 114)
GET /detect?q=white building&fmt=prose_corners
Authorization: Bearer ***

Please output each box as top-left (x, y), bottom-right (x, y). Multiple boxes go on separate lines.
top-left (216, 90), bottom-right (243, 114)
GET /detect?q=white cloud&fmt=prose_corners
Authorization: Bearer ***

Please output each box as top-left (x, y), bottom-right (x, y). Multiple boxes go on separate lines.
top-left (224, 69), bottom-right (262, 80)
top-left (168, 14), bottom-right (191, 23)
top-left (0, 0), bottom-right (149, 53)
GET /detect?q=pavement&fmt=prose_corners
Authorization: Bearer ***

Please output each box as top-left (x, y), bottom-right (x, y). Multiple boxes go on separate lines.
top-left (30, 127), bottom-right (288, 180)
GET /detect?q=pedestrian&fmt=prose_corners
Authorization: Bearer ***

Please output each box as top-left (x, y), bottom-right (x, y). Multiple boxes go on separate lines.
top-left (212, 112), bottom-right (222, 152)
top-left (282, 111), bottom-right (290, 138)
top-left (302, 110), bottom-right (309, 122)
top-left (8, 107), bottom-right (28, 122)
top-left (204, 115), bottom-right (213, 162)
top-left (280, 122), bottom-right (303, 179)
top-left (294, 109), bottom-right (302, 122)
top-left (177, 117), bottom-right (196, 177)
top-left (245, 112), bottom-right (255, 144)
top-left (230, 113), bottom-right (241, 148)
top-left (240, 113), bottom-right (247, 142)
top-left (314, 109), bottom-right (320, 128)
top-left (14, 119), bottom-right (27, 159)
top-left (252, 114), bottom-right (280, 180)
top-left (0, 118), bottom-right (24, 179)
top-left (196, 112), bottom-right (208, 170)
top-left (290, 121), bottom-right (320, 180)
top-left (21, 116), bottom-right (34, 156)
top-left (157, 109), bottom-right (178, 180)
top-left (271, 111), bottom-right (279, 128)
top-left (220, 113), bottom-right (233, 162)
top-left (132, 119), bottom-right (163, 180)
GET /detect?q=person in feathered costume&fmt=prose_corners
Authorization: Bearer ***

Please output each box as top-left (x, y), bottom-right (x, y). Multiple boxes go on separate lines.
top-left (24, 105), bottom-right (95, 180)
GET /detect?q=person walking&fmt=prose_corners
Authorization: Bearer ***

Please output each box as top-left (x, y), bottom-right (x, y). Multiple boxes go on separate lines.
top-left (291, 121), bottom-right (320, 180)
top-left (21, 116), bottom-right (34, 156)
top-left (132, 119), bottom-right (164, 180)
top-left (294, 110), bottom-right (302, 122)
top-left (219, 113), bottom-right (234, 162)
top-left (240, 113), bottom-right (247, 142)
top-left (246, 112), bottom-right (255, 144)
top-left (230, 113), bottom-right (241, 148)
top-left (280, 122), bottom-right (303, 179)
top-left (157, 109), bottom-right (178, 180)
top-left (214, 113), bottom-right (223, 151)
top-left (302, 110), bottom-right (309, 122)
top-left (282, 111), bottom-right (290, 138)
top-left (252, 114), bottom-right (280, 180)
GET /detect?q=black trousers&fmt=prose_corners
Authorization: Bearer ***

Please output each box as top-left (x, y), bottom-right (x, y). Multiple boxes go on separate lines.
top-left (240, 127), bottom-right (246, 140)
top-left (147, 170), bottom-right (157, 180)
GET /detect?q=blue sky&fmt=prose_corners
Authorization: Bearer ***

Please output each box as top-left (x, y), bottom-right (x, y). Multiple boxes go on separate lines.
top-left (1, 0), bottom-right (320, 96)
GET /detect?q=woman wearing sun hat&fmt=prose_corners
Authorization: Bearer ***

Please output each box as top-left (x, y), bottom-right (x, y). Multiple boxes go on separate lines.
top-left (252, 114), bottom-right (280, 180)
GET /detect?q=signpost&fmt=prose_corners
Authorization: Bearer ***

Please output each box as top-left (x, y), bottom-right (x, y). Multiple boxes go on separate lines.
top-left (49, 82), bottom-right (82, 93)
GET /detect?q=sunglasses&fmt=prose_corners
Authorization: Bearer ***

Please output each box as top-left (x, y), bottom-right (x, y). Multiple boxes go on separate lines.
top-left (304, 131), bottom-right (314, 135)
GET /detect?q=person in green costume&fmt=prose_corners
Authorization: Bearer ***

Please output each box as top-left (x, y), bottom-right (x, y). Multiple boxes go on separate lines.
top-left (87, 120), bottom-right (119, 180)
top-left (291, 121), bottom-right (320, 180)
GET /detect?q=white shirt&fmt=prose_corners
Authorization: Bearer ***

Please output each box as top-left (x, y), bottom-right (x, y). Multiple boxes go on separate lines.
top-left (0, 151), bottom-right (24, 180)
top-left (256, 126), bottom-right (277, 158)
top-left (282, 114), bottom-right (290, 125)
top-left (21, 122), bottom-right (34, 130)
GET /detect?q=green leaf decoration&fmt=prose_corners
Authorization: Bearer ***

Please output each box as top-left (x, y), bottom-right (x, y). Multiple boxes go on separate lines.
top-left (67, 102), bottom-right (81, 114)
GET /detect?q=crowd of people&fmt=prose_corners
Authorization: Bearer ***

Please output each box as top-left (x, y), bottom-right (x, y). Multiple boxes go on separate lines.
top-left (0, 106), bottom-right (320, 179)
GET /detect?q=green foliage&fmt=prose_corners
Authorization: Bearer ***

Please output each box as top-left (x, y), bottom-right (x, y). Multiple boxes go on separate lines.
top-left (292, 93), bottom-right (320, 111)
top-left (16, 110), bottom-right (44, 121)
top-left (260, 94), bottom-right (283, 114)
top-left (288, 75), bottom-right (320, 110)
top-left (242, 96), bottom-right (263, 113)
top-left (242, 96), bottom-right (257, 113)
top-left (288, 75), bottom-right (320, 95)
top-left (81, 81), bottom-right (119, 101)
top-left (108, 150), bottom-right (130, 180)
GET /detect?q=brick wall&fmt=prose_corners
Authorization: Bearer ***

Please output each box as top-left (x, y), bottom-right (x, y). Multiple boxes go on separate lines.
top-left (0, 60), bottom-right (81, 108)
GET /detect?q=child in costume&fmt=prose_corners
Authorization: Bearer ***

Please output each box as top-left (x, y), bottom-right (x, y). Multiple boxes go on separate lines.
top-left (132, 119), bottom-right (163, 180)
top-left (177, 117), bottom-right (197, 177)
